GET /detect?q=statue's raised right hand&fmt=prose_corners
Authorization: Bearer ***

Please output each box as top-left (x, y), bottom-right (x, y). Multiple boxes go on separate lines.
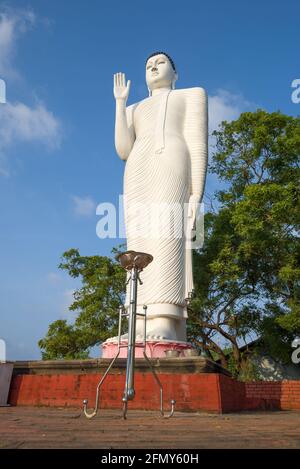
top-left (113, 72), bottom-right (131, 102)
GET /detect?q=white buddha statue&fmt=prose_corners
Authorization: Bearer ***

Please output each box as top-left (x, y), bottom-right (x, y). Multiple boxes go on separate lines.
top-left (108, 51), bottom-right (208, 350)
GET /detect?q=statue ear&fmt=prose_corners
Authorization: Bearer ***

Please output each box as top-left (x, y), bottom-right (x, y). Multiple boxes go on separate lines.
top-left (172, 73), bottom-right (178, 90)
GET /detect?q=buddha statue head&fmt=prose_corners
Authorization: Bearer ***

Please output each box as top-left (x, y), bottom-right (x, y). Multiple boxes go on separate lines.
top-left (145, 51), bottom-right (178, 96)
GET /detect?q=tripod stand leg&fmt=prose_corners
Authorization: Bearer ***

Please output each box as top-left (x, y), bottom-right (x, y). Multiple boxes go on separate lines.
top-left (122, 399), bottom-right (128, 419)
top-left (83, 305), bottom-right (124, 419)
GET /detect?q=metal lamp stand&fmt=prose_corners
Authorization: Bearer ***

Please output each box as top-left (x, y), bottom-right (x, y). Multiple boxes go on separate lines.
top-left (83, 250), bottom-right (176, 419)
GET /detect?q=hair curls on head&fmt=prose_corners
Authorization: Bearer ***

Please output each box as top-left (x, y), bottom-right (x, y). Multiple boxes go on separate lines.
top-left (145, 51), bottom-right (176, 72)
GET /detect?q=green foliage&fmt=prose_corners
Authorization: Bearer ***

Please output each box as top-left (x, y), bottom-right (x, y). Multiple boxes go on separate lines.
top-left (237, 357), bottom-right (261, 382)
top-left (210, 110), bottom-right (300, 199)
top-left (38, 320), bottom-right (90, 360)
top-left (187, 110), bottom-right (300, 371)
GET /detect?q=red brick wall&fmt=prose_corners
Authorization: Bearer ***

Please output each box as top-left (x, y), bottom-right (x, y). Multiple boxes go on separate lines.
top-left (244, 380), bottom-right (300, 410)
top-left (218, 374), bottom-right (246, 412)
top-left (8, 373), bottom-right (223, 412)
top-left (8, 373), bottom-right (300, 412)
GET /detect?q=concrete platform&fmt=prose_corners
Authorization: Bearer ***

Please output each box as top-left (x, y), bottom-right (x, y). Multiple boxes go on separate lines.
top-left (0, 407), bottom-right (300, 449)
top-left (11, 356), bottom-right (230, 375)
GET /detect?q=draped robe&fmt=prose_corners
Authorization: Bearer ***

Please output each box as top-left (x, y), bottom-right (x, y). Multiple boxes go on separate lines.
top-left (123, 88), bottom-right (208, 319)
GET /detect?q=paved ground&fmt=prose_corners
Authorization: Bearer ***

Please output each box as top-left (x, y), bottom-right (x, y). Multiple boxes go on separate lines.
top-left (0, 407), bottom-right (299, 449)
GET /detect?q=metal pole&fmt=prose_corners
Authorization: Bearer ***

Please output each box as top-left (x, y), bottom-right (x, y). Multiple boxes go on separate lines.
top-left (123, 266), bottom-right (138, 405)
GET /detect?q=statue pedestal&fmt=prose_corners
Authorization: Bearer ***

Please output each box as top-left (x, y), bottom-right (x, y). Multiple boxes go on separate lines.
top-left (10, 357), bottom-right (244, 413)
top-left (102, 339), bottom-right (194, 358)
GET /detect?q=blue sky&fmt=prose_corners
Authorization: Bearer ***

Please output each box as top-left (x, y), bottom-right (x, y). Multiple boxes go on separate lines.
top-left (0, 0), bottom-right (299, 360)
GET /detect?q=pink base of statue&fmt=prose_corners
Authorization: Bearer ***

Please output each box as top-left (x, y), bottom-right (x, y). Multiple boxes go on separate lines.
top-left (102, 340), bottom-right (194, 358)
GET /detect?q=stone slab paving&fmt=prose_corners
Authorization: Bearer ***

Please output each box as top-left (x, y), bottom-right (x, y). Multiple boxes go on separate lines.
top-left (0, 407), bottom-right (299, 449)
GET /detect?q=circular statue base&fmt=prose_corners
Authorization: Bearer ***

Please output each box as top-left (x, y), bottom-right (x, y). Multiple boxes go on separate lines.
top-left (102, 339), bottom-right (195, 358)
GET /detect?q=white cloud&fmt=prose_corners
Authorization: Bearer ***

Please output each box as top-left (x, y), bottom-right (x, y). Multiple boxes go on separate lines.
top-left (0, 101), bottom-right (62, 176)
top-left (0, 6), bottom-right (35, 78)
top-left (72, 195), bottom-right (96, 217)
top-left (208, 89), bottom-right (255, 134)
top-left (0, 101), bottom-right (61, 149)
top-left (47, 272), bottom-right (62, 284)
top-left (0, 6), bottom-right (62, 176)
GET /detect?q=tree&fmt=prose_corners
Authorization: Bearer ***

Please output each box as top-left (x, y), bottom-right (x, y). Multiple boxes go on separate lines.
top-left (187, 110), bottom-right (300, 373)
top-left (38, 320), bottom-right (90, 360)
top-left (39, 247), bottom-right (126, 359)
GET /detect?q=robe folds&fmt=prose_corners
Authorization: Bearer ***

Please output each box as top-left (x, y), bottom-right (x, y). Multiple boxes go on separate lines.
top-left (123, 88), bottom-right (208, 319)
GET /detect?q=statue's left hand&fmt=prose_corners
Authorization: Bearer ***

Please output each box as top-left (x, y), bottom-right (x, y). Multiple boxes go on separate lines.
top-left (187, 194), bottom-right (199, 230)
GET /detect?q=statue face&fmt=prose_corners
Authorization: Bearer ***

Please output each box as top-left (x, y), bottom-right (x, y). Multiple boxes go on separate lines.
top-left (146, 54), bottom-right (176, 92)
